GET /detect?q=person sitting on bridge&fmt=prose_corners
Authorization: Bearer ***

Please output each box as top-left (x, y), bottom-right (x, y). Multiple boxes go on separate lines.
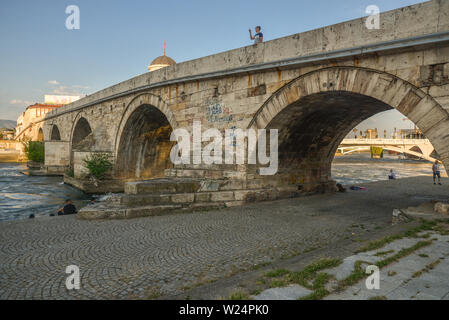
top-left (57, 199), bottom-right (78, 216)
top-left (433, 160), bottom-right (442, 185)
top-left (249, 26), bottom-right (263, 44)
top-left (389, 169), bottom-right (397, 180)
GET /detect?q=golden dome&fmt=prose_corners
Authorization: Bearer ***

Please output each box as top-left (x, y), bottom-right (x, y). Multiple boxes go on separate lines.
top-left (148, 55), bottom-right (176, 72)
top-left (150, 55), bottom-right (176, 66)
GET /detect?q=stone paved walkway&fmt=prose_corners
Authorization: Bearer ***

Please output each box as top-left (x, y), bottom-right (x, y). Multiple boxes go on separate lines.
top-left (0, 177), bottom-right (447, 300)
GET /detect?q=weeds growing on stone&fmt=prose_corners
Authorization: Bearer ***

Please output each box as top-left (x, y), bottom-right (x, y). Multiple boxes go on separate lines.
top-left (356, 220), bottom-right (437, 253)
top-left (412, 259), bottom-right (441, 278)
top-left (264, 269), bottom-right (290, 278)
top-left (229, 291), bottom-right (251, 300)
top-left (374, 250), bottom-right (394, 257)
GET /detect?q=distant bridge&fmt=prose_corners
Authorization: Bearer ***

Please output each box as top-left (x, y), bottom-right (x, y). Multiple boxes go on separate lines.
top-left (338, 139), bottom-right (437, 162)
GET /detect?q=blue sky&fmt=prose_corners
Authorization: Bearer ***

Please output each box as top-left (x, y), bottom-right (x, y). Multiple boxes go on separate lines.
top-left (0, 0), bottom-right (424, 134)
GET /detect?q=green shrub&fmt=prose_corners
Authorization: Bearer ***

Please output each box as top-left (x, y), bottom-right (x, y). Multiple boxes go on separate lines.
top-left (65, 168), bottom-right (75, 178)
top-left (83, 153), bottom-right (113, 180)
top-left (23, 141), bottom-right (45, 163)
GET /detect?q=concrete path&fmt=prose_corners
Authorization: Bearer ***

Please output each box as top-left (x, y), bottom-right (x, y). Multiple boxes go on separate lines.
top-left (0, 176), bottom-right (447, 300)
top-left (251, 230), bottom-right (449, 300)
top-left (325, 232), bottom-right (449, 300)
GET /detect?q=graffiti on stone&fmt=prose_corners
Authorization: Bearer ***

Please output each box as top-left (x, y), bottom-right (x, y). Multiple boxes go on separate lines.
top-left (205, 98), bottom-right (233, 123)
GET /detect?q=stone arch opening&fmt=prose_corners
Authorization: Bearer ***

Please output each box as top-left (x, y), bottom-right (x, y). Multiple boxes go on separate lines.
top-left (37, 128), bottom-right (44, 142)
top-left (50, 125), bottom-right (61, 141)
top-left (265, 91), bottom-right (392, 192)
top-left (116, 105), bottom-right (175, 179)
top-left (249, 67), bottom-right (449, 193)
top-left (72, 117), bottom-right (92, 147)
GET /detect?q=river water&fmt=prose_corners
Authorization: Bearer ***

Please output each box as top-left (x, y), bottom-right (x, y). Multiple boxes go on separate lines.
top-left (0, 156), bottom-right (446, 222)
top-left (0, 163), bottom-right (89, 221)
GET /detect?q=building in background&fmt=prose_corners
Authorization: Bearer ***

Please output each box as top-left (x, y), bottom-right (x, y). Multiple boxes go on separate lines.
top-left (15, 95), bottom-right (81, 141)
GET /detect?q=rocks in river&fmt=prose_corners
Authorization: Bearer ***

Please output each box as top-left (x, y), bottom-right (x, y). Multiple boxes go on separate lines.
top-left (434, 202), bottom-right (449, 215)
top-left (392, 209), bottom-right (411, 225)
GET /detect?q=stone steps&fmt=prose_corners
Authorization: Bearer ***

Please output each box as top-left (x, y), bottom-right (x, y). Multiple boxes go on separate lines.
top-left (77, 177), bottom-right (303, 220)
top-left (78, 202), bottom-right (228, 220)
top-left (125, 178), bottom-right (202, 195)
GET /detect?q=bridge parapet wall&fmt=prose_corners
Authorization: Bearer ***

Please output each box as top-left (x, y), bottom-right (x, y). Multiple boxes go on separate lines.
top-left (44, 0), bottom-right (449, 121)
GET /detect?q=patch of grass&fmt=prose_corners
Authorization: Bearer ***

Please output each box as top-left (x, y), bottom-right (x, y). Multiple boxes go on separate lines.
top-left (270, 278), bottom-right (290, 288)
top-left (412, 270), bottom-right (423, 278)
top-left (288, 258), bottom-right (342, 289)
top-left (376, 241), bottom-right (432, 269)
top-left (374, 250), bottom-right (394, 257)
top-left (146, 287), bottom-right (162, 300)
top-left (251, 262), bottom-right (271, 270)
top-left (257, 258), bottom-right (342, 300)
top-left (418, 254), bottom-right (429, 258)
top-left (339, 240), bottom-right (433, 291)
top-left (413, 259), bottom-right (442, 279)
top-left (356, 235), bottom-right (403, 253)
top-left (250, 288), bottom-right (262, 296)
top-left (357, 220), bottom-right (437, 253)
top-left (369, 296), bottom-right (387, 300)
top-left (388, 270), bottom-right (397, 277)
top-left (264, 269), bottom-right (290, 278)
top-left (403, 220), bottom-right (437, 238)
top-left (229, 291), bottom-right (251, 300)
top-left (338, 260), bottom-right (366, 288)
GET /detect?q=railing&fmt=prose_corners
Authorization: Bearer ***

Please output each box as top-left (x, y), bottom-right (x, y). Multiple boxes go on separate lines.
top-left (341, 139), bottom-right (432, 145)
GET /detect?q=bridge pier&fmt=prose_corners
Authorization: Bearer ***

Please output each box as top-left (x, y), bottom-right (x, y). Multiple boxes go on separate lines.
top-left (43, 141), bottom-right (70, 175)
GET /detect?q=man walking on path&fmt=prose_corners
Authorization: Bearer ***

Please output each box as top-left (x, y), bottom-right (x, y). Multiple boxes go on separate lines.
top-left (433, 160), bottom-right (442, 185)
top-left (249, 26), bottom-right (263, 44)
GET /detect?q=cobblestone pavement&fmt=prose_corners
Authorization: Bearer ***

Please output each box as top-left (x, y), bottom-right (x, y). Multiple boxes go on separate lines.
top-left (0, 177), bottom-right (447, 300)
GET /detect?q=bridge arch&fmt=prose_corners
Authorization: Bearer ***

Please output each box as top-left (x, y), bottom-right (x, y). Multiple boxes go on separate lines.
top-left (37, 128), bottom-right (44, 142)
top-left (71, 116), bottom-right (92, 147)
top-left (50, 124), bottom-right (61, 141)
top-left (114, 93), bottom-right (177, 179)
top-left (249, 66), bottom-right (449, 192)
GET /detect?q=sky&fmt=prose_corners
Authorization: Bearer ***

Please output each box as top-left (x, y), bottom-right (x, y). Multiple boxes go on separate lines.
top-left (0, 0), bottom-right (425, 135)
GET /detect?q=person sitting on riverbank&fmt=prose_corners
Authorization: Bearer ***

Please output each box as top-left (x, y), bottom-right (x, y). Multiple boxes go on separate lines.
top-left (389, 169), bottom-right (397, 180)
top-left (433, 160), bottom-right (442, 185)
top-left (56, 199), bottom-right (77, 216)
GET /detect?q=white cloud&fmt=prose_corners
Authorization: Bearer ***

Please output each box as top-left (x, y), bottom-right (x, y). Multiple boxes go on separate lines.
top-left (48, 80), bottom-right (60, 85)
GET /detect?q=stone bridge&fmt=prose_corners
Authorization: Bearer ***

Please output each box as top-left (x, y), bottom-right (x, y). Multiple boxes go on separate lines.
top-left (338, 138), bottom-right (438, 162)
top-left (38, 0), bottom-right (449, 218)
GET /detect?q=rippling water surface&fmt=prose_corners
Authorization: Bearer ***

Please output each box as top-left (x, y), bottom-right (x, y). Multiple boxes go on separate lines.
top-left (0, 163), bottom-right (89, 221)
